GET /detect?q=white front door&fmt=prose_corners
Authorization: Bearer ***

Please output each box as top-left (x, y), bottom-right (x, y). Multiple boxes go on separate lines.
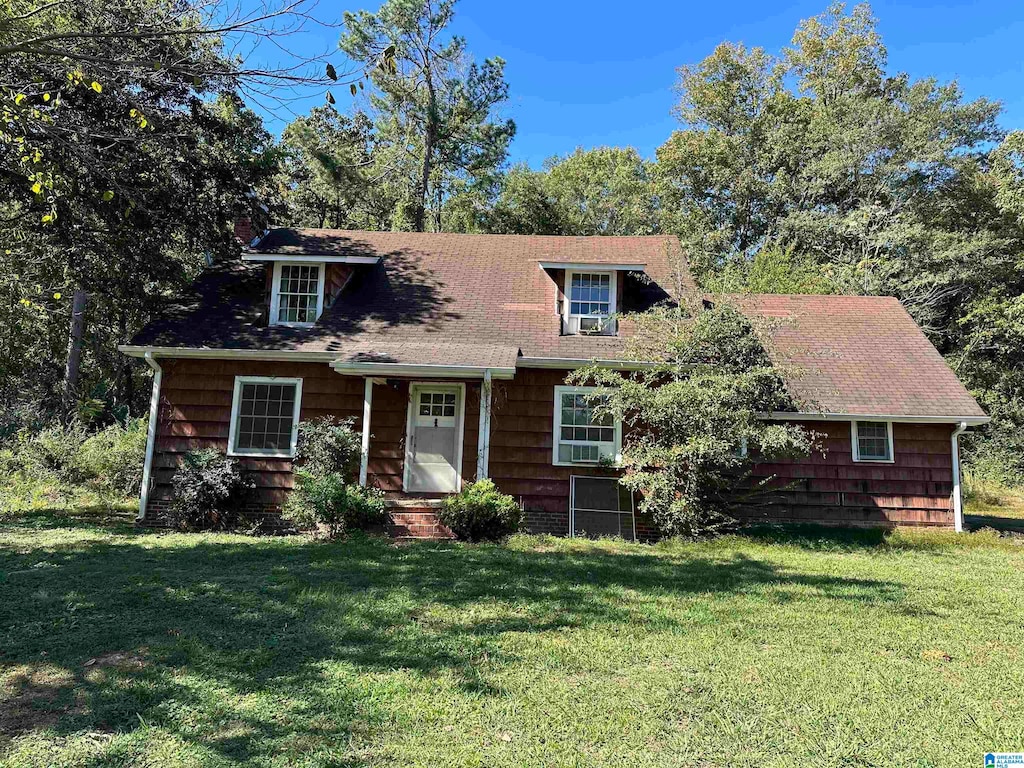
top-left (405, 384), bottom-right (464, 492)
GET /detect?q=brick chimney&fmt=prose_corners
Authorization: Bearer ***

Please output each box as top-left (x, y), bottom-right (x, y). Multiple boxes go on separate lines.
top-left (234, 216), bottom-right (257, 246)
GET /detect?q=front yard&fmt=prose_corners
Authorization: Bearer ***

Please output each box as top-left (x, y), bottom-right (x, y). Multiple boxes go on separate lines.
top-left (2, 508), bottom-right (1023, 767)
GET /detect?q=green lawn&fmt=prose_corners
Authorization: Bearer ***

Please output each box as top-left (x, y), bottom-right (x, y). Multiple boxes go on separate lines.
top-left (2, 510), bottom-right (1023, 767)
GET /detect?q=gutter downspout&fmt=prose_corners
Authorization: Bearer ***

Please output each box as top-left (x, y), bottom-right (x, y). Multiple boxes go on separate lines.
top-left (138, 352), bottom-right (163, 522)
top-left (951, 421), bottom-right (968, 533)
top-left (476, 369), bottom-right (493, 479)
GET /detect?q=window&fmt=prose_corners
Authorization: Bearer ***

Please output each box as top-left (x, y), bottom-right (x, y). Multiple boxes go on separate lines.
top-left (852, 420), bottom-right (894, 462)
top-left (270, 262), bottom-right (323, 326)
top-left (418, 391), bottom-right (456, 418)
top-left (553, 385), bottom-right (621, 465)
top-left (570, 476), bottom-right (636, 540)
top-left (228, 376), bottom-right (303, 457)
top-left (563, 270), bottom-right (616, 334)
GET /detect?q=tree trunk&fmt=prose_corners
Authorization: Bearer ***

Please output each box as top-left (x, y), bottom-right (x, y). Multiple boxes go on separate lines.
top-left (63, 288), bottom-right (87, 416)
top-left (412, 69), bottom-right (438, 233)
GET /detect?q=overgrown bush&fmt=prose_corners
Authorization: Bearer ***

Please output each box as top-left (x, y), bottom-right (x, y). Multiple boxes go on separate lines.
top-left (15, 420), bottom-right (91, 484)
top-left (77, 418), bottom-right (147, 495)
top-left (283, 471), bottom-right (387, 537)
top-left (168, 449), bottom-right (254, 531)
top-left (283, 418), bottom-right (383, 537)
top-left (439, 479), bottom-right (523, 542)
top-left (294, 416), bottom-right (362, 477)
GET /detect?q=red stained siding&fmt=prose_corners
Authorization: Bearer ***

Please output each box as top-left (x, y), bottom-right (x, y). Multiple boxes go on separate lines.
top-left (146, 361), bottom-right (957, 532)
top-left (740, 421), bottom-right (955, 527)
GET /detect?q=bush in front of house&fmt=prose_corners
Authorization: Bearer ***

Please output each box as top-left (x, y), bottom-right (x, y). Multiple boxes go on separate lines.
top-left (294, 416), bottom-right (362, 477)
top-left (283, 471), bottom-right (387, 538)
top-left (283, 417), bottom-right (385, 538)
top-left (439, 478), bottom-right (523, 543)
top-left (168, 449), bottom-right (255, 531)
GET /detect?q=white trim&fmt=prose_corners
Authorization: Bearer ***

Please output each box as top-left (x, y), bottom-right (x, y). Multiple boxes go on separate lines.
top-left (562, 268), bottom-right (617, 336)
top-left (476, 369), bottom-right (493, 479)
top-left (403, 382), bottom-right (467, 493)
top-left (331, 360), bottom-right (516, 379)
top-left (517, 356), bottom-right (658, 371)
top-left (539, 261), bottom-right (645, 272)
top-left (242, 253), bottom-right (381, 264)
top-left (851, 419), bottom-right (895, 463)
top-left (137, 352), bottom-right (163, 521)
top-left (951, 421), bottom-right (968, 533)
top-left (269, 261), bottom-right (325, 327)
top-left (227, 375), bottom-right (303, 458)
top-left (359, 378), bottom-right (374, 486)
top-left (552, 385), bottom-right (622, 467)
top-left (767, 411), bottom-right (990, 426)
top-left (118, 346), bottom-right (340, 362)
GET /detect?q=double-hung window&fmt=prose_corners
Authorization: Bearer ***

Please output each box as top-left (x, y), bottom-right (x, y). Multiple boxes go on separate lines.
top-left (228, 376), bottom-right (303, 458)
top-left (851, 420), bottom-right (894, 463)
top-left (564, 270), bottom-right (616, 335)
top-left (553, 385), bottom-right (621, 465)
top-left (270, 262), bottom-right (323, 326)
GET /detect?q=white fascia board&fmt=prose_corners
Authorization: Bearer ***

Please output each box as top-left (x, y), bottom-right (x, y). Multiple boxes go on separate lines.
top-left (331, 361), bottom-right (517, 380)
top-left (241, 253), bottom-right (381, 264)
top-left (118, 345), bottom-right (339, 362)
top-left (538, 261), bottom-right (646, 272)
top-left (516, 357), bottom-right (658, 371)
top-left (764, 411), bottom-right (991, 426)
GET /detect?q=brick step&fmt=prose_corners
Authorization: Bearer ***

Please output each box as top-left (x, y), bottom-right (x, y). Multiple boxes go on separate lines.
top-left (385, 505), bottom-right (454, 539)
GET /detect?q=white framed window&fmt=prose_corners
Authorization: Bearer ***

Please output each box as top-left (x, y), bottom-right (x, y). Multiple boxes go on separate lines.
top-left (563, 270), bottom-right (616, 335)
top-left (851, 420), bottom-right (894, 463)
top-left (270, 262), bottom-right (324, 326)
top-left (553, 385), bottom-right (621, 466)
top-left (228, 376), bottom-right (303, 458)
top-left (570, 476), bottom-right (636, 541)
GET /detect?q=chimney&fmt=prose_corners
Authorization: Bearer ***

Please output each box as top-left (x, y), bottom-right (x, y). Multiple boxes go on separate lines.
top-left (234, 216), bottom-right (256, 246)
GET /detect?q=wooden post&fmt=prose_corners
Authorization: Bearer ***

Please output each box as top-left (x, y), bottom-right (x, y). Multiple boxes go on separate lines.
top-left (62, 289), bottom-right (87, 416)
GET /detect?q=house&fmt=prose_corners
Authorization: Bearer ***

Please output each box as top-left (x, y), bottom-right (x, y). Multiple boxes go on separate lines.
top-left (119, 226), bottom-right (989, 538)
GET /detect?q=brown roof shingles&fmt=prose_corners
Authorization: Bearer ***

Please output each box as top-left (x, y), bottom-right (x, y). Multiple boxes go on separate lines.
top-left (732, 294), bottom-right (986, 418)
top-left (129, 229), bottom-right (985, 419)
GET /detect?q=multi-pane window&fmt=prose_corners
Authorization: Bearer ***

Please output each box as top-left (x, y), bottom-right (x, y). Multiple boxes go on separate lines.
top-left (554, 386), bottom-right (620, 465)
top-left (229, 377), bottom-right (302, 456)
top-left (853, 420), bottom-right (893, 462)
top-left (419, 391), bottom-right (456, 417)
top-left (273, 263), bottom-right (321, 325)
top-left (565, 271), bottom-right (615, 334)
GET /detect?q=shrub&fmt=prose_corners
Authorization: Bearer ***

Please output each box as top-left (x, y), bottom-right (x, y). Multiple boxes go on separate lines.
top-left (15, 420), bottom-right (90, 484)
top-left (168, 449), bottom-right (254, 531)
top-left (283, 471), bottom-right (387, 537)
top-left (439, 479), bottom-right (523, 543)
top-left (77, 418), bottom-right (147, 496)
top-left (295, 417), bottom-right (362, 478)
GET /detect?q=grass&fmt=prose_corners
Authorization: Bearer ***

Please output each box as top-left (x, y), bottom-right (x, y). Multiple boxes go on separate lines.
top-left (2, 510), bottom-right (1024, 767)
top-left (964, 473), bottom-right (1024, 521)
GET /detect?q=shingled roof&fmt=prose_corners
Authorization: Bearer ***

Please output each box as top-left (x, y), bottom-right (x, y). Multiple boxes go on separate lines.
top-left (130, 229), bottom-right (693, 362)
top-left (733, 294), bottom-right (986, 420)
top-left (126, 228), bottom-right (985, 421)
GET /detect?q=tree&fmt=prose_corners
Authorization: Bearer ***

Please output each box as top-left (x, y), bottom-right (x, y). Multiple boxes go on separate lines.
top-left (340, 0), bottom-right (515, 232)
top-left (570, 300), bottom-right (816, 537)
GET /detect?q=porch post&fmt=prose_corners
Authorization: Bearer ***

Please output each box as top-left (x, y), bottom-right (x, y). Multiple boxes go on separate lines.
top-left (359, 377), bottom-right (374, 486)
top-left (476, 368), bottom-right (493, 479)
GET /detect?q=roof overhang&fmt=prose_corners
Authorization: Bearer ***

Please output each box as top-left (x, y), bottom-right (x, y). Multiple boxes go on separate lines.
top-left (765, 411), bottom-right (991, 426)
top-left (241, 253), bottom-right (381, 264)
top-left (118, 345), bottom-right (340, 362)
top-left (330, 361), bottom-right (516, 379)
top-left (538, 261), bottom-right (646, 272)
top-left (516, 356), bottom-right (658, 371)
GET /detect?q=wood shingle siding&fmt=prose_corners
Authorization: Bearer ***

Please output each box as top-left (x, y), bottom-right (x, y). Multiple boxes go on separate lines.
top-left (147, 360), bottom-right (956, 532)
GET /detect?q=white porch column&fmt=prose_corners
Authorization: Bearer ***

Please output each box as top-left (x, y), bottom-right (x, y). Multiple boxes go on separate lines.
top-left (137, 351), bottom-right (163, 521)
top-left (476, 369), bottom-right (493, 479)
top-left (359, 377), bottom-right (374, 486)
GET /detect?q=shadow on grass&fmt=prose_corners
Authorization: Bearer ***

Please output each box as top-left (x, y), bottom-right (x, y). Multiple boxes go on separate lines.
top-left (0, 516), bottom-right (906, 764)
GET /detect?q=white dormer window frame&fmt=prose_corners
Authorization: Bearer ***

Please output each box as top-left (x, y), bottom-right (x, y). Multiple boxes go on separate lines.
top-left (269, 261), bottom-right (325, 327)
top-left (563, 269), bottom-right (617, 336)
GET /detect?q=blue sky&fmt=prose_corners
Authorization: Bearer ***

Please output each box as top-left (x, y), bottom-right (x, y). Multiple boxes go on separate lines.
top-left (245, 0), bottom-right (1024, 168)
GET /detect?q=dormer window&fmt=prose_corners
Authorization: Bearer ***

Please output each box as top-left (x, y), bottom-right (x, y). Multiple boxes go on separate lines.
top-left (270, 262), bottom-right (324, 326)
top-left (564, 269), bottom-right (616, 335)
